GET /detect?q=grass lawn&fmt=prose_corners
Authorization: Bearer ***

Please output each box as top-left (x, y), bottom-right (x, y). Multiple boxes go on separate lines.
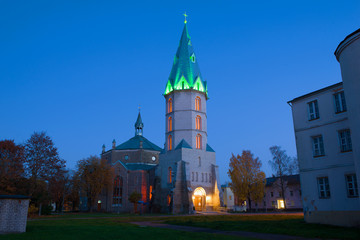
top-left (0, 217), bottom-right (253, 240)
top-left (165, 214), bottom-right (360, 240)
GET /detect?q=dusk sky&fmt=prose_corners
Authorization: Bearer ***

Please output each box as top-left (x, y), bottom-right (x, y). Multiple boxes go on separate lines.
top-left (1, 0), bottom-right (359, 183)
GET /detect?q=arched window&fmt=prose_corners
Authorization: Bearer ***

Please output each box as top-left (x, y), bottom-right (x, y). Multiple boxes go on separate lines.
top-left (168, 167), bottom-right (172, 183)
top-left (195, 115), bottom-right (201, 130)
top-left (195, 96), bottom-right (201, 111)
top-left (168, 117), bottom-right (173, 132)
top-left (196, 134), bottom-right (202, 149)
top-left (168, 135), bottom-right (173, 151)
top-left (168, 98), bottom-right (173, 113)
top-left (112, 176), bottom-right (123, 206)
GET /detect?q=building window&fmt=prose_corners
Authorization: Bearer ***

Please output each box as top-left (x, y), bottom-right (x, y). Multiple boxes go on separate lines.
top-left (112, 176), bottom-right (123, 206)
top-left (196, 134), bottom-right (202, 149)
top-left (317, 177), bottom-right (330, 199)
top-left (205, 173), bottom-right (208, 182)
top-left (167, 195), bottom-right (171, 206)
top-left (167, 98), bottom-right (173, 113)
top-left (229, 195), bottom-right (232, 200)
top-left (201, 173), bottom-right (204, 182)
top-left (195, 96), bottom-right (201, 111)
top-left (312, 135), bottom-right (325, 157)
top-left (271, 201), bottom-right (275, 206)
top-left (168, 135), bottom-right (172, 151)
top-left (168, 117), bottom-right (173, 132)
top-left (195, 115), bottom-right (202, 130)
top-left (278, 192), bottom-right (282, 197)
top-left (192, 172), bottom-right (194, 181)
top-left (290, 191), bottom-right (293, 196)
top-left (338, 129), bottom-right (352, 152)
top-left (308, 100), bottom-right (319, 120)
top-left (196, 172), bottom-right (198, 182)
top-left (270, 192), bottom-right (273, 197)
top-left (149, 185), bottom-right (153, 200)
top-left (209, 174), bottom-right (211, 183)
top-left (345, 174), bottom-right (359, 198)
top-left (168, 167), bottom-right (172, 183)
top-left (277, 200), bottom-right (285, 209)
top-left (334, 91), bottom-right (347, 113)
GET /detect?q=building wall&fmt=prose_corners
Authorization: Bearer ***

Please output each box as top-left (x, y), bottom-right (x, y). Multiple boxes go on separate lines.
top-left (0, 198), bottom-right (29, 233)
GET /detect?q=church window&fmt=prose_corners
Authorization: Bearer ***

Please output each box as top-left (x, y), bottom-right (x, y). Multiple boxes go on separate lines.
top-left (168, 117), bottom-right (173, 132)
top-left (168, 98), bottom-right (173, 113)
top-left (205, 173), bottom-right (208, 182)
top-left (196, 134), bottom-right (202, 149)
top-left (209, 174), bottom-right (211, 183)
top-left (192, 172), bottom-right (194, 181)
top-left (195, 115), bottom-right (201, 130)
top-left (201, 173), bottom-right (204, 182)
top-left (168, 135), bottom-right (173, 151)
top-left (149, 185), bottom-right (153, 200)
top-left (190, 53), bottom-right (196, 63)
top-left (182, 81), bottom-right (185, 89)
top-left (112, 176), bottom-right (123, 206)
top-left (167, 194), bottom-right (171, 206)
top-left (195, 97), bottom-right (201, 111)
top-left (196, 172), bottom-right (198, 181)
top-left (168, 167), bottom-right (172, 183)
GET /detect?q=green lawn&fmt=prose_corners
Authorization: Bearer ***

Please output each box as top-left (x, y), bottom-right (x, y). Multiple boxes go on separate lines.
top-left (165, 214), bottom-right (360, 240)
top-left (0, 217), bottom-right (253, 240)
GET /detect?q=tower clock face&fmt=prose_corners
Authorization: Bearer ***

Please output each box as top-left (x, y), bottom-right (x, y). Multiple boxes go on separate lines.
top-left (152, 156), bottom-right (156, 161)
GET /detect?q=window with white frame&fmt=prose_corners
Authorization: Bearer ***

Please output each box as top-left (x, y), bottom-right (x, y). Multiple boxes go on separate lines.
top-left (334, 91), bottom-right (347, 113)
top-left (317, 177), bottom-right (330, 198)
top-left (338, 129), bottom-right (352, 152)
top-left (345, 174), bottom-right (359, 198)
top-left (308, 100), bottom-right (319, 120)
top-left (312, 135), bottom-right (325, 157)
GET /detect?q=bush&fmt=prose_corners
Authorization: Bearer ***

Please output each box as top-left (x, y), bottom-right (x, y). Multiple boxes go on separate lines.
top-left (28, 204), bottom-right (39, 217)
top-left (41, 205), bottom-right (53, 215)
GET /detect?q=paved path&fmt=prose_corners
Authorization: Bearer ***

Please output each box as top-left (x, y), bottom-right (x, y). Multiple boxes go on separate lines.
top-left (130, 221), bottom-right (320, 240)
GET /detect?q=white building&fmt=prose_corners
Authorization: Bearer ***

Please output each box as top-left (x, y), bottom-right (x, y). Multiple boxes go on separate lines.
top-left (155, 21), bottom-right (222, 214)
top-left (288, 28), bottom-right (360, 226)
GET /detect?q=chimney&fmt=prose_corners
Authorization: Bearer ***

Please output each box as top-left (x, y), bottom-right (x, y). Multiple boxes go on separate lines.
top-left (102, 144), bottom-right (105, 154)
top-left (112, 139), bottom-right (116, 149)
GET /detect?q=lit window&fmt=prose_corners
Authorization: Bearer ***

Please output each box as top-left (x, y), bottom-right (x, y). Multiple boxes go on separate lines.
top-left (312, 135), bottom-right (325, 157)
top-left (149, 185), bottom-right (153, 200)
top-left (168, 135), bottom-right (172, 151)
top-left (195, 97), bottom-right (201, 111)
top-left (195, 115), bottom-right (202, 130)
top-left (277, 200), bottom-right (285, 209)
top-left (167, 195), bottom-right (171, 206)
top-left (346, 174), bottom-right (359, 198)
top-left (168, 98), bottom-right (173, 113)
top-left (168, 167), bottom-right (172, 183)
top-left (229, 195), bottom-right (232, 200)
top-left (334, 91), bottom-right (347, 113)
top-left (112, 176), bottom-right (123, 206)
top-left (168, 117), bottom-right (173, 132)
top-left (308, 100), bottom-right (319, 120)
top-left (338, 129), bottom-right (352, 152)
top-left (317, 177), bottom-right (330, 199)
top-left (196, 134), bottom-right (202, 149)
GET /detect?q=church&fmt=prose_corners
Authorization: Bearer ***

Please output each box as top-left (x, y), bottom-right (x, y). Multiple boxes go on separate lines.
top-left (100, 19), bottom-right (222, 214)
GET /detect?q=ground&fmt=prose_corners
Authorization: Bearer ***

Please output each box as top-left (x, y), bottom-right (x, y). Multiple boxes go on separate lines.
top-left (1, 213), bottom-right (359, 240)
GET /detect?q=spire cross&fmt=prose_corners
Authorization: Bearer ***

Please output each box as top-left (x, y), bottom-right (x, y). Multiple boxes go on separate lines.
top-left (138, 104), bottom-right (141, 112)
top-left (183, 12), bottom-right (188, 24)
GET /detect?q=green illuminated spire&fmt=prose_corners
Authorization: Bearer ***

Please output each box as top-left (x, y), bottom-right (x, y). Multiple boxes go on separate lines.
top-left (164, 21), bottom-right (207, 96)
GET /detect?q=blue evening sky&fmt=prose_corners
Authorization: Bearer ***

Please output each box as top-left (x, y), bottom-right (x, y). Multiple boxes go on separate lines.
top-left (1, 0), bottom-right (359, 183)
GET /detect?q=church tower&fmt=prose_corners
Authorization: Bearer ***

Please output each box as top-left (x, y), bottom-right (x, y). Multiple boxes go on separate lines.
top-left (157, 18), bottom-right (222, 214)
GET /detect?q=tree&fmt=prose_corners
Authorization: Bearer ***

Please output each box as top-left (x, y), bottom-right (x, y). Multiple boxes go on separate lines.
top-left (66, 173), bottom-right (81, 211)
top-left (76, 155), bottom-right (113, 212)
top-left (269, 145), bottom-right (296, 209)
top-left (228, 151), bottom-right (266, 212)
top-left (128, 191), bottom-right (142, 213)
top-left (48, 168), bottom-right (69, 212)
top-left (0, 140), bottom-right (26, 194)
top-left (24, 131), bottom-right (66, 210)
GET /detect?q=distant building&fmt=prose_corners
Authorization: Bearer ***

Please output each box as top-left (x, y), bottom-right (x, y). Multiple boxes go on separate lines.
top-left (221, 183), bottom-right (235, 210)
top-left (100, 113), bottom-right (162, 213)
top-left (288, 28), bottom-right (360, 226)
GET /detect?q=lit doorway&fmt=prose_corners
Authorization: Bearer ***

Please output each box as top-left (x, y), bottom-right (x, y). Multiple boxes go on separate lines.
top-left (193, 187), bottom-right (206, 211)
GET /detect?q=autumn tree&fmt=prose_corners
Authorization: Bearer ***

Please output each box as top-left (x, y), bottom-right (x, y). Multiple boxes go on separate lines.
top-left (65, 172), bottom-right (81, 211)
top-left (24, 131), bottom-right (66, 209)
top-left (128, 191), bottom-right (142, 213)
top-left (0, 140), bottom-right (26, 194)
top-left (269, 145), bottom-right (297, 209)
top-left (228, 151), bottom-right (266, 212)
top-left (48, 169), bottom-right (69, 212)
top-left (76, 155), bottom-right (113, 212)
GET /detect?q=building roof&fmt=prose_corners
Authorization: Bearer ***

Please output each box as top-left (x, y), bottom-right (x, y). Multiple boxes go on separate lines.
top-left (175, 139), bottom-right (192, 150)
top-left (265, 174), bottom-right (300, 187)
top-left (164, 23), bottom-right (207, 96)
top-left (135, 112), bottom-right (143, 129)
top-left (334, 28), bottom-right (360, 61)
top-left (115, 135), bottom-right (162, 152)
top-left (206, 144), bottom-right (215, 152)
top-left (287, 82), bottom-right (342, 104)
top-left (125, 163), bottom-right (157, 171)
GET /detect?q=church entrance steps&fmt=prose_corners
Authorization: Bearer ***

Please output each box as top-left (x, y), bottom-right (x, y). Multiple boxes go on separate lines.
top-left (130, 221), bottom-right (320, 240)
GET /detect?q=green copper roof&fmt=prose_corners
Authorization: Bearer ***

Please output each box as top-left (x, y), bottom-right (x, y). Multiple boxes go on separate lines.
top-left (125, 163), bottom-right (157, 171)
top-left (175, 139), bottom-right (192, 150)
top-left (165, 23), bottom-right (207, 96)
top-left (115, 135), bottom-right (162, 151)
top-left (206, 144), bottom-right (215, 152)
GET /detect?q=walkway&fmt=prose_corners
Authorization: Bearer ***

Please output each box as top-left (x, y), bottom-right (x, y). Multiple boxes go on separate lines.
top-left (130, 221), bottom-right (320, 240)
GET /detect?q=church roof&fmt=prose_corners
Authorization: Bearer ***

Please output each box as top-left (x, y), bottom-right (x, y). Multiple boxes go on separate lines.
top-left (115, 135), bottom-right (162, 152)
top-left (135, 112), bottom-right (143, 129)
top-left (125, 163), bottom-right (157, 171)
top-left (164, 23), bottom-right (208, 96)
top-left (175, 139), bottom-right (192, 150)
top-left (206, 144), bottom-right (215, 152)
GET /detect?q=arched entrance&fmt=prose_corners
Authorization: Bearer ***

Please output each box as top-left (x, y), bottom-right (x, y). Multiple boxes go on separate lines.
top-left (193, 187), bottom-right (206, 211)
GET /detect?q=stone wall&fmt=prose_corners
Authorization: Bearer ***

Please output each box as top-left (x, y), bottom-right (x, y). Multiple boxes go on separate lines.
top-left (0, 195), bottom-right (30, 234)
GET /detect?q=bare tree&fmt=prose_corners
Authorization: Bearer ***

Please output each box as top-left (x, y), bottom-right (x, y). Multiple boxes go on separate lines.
top-left (228, 151), bottom-right (266, 212)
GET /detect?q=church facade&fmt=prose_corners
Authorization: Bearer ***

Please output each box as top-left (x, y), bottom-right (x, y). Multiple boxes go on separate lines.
top-left (100, 21), bottom-right (222, 214)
